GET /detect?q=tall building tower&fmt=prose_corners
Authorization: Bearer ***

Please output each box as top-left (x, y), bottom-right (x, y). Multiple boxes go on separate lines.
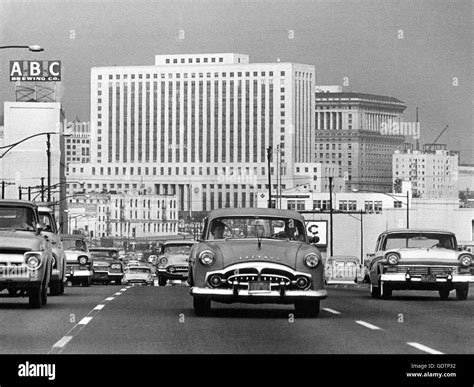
top-left (64, 121), bottom-right (90, 165)
top-left (314, 87), bottom-right (407, 192)
top-left (70, 53), bottom-right (317, 217)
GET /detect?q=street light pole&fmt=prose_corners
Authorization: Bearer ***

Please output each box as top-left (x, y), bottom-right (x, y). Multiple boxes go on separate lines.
top-left (406, 190), bottom-right (410, 229)
top-left (0, 45), bottom-right (44, 52)
top-left (360, 209), bottom-right (364, 266)
top-left (267, 146), bottom-right (272, 208)
top-left (329, 176), bottom-right (333, 257)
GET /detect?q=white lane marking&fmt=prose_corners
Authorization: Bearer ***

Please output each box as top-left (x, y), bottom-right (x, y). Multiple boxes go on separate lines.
top-left (355, 320), bottom-right (382, 330)
top-left (407, 342), bottom-right (444, 355)
top-left (105, 297), bottom-right (114, 301)
top-left (93, 304), bottom-right (105, 311)
top-left (114, 292), bottom-right (122, 296)
top-left (78, 317), bottom-right (93, 325)
top-left (120, 288), bottom-right (127, 291)
top-left (52, 336), bottom-right (73, 348)
top-left (126, 286), bottom-right (131, 289)
top-left (322, 308), bottom-right (341, 315)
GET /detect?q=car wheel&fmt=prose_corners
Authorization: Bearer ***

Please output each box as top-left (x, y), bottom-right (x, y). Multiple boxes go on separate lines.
top-left (82, 277), bottom-right (91, 287)
top-left (115, 279), bottom-right (122, 285)
top-left (41, 283), bottom-right (48, 306)
top-left (50, 280), bottom-right (62, 296)
top-left (59, 281), bottom-right (65, 295)
top-left (294, 300), bottom-right (320, 317)
top-left (380, 281), bottom-right (392, 299)
top-left (438, 288), bottom-right (450, 300)
top-left (29, 287), bottom-right (42, 309)
top-left (370, 281), bottom-right (381, 298)
top-left (193, 297), bottom-right (211, 316)
top-left (158, 276), bottom-right (167, 286)
top-left (456, 284), bottom-right (469, 301)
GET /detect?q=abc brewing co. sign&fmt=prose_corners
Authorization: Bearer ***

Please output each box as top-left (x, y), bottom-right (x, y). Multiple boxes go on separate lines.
top-left (10, 60), bottom-right (61, 82)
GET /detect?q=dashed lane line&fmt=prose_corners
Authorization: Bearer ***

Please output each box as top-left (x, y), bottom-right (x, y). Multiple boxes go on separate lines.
top-left (355, 320), bottom-right (382, 330)
top-left (322, 308), bottom-right (342, 315)
top-left (407, 342), bottom-right (444, 355)
top-left (48, 287), bottom-right (129, 354)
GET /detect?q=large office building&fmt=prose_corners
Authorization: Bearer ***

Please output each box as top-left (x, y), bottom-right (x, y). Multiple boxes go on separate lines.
top-left (64, 121), bottom-right (91, 165)
top-left (393, 147), bottom-right (459, 198)
top-left (67, 53), bottom-right (324, 216)
top-left (314, 86), bottom-right (407, 192)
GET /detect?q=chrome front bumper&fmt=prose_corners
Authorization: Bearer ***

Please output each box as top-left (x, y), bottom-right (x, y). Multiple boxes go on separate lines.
top-left (381, 274), bottom-right (474, 283)
top-left (190, 287), bottom-right (327, 304)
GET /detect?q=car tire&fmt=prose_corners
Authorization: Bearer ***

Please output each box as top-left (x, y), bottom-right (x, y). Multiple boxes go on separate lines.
top-left (29, 287), bottom-right (42, 309)
top-left (41, 283), bottom-right (48, 306)
top-left (456, 284), bottom-right (469, 301)
top-left (158, 276), bottom-right (167, 286)
top-left (370, 281), bottom-right (381, 298)
top-left (49, 280), bottom-right (62, 296)
top-left (59, 281), bottom-right (65, 295)
top-left (82, 277), bottom-right (91, 287)
top-left (193, 297), bottom-right (211, 316)
top-left (380, 282), bottom-right (392, 299)
top-left (438, 288), bottom-right (450, 300)
top-left (115, 279), bottom-right (122, 285)
top-left (294, 300), bottom-right (320, 317)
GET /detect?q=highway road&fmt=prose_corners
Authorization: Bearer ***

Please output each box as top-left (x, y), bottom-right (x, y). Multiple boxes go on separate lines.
top-left (0, 282), bottom-right (473, 355)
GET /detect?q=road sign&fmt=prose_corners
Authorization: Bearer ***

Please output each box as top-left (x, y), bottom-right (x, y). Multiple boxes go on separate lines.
top-left (305, 220), bottom-right (327, 246)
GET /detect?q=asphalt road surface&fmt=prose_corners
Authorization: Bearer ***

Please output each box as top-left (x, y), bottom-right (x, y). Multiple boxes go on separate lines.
top-left (0, 282), bottom-right (472, 355)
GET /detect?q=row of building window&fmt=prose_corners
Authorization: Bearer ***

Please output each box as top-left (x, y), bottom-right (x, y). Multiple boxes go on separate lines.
top-left (99, 71), bottom-right (287, 80)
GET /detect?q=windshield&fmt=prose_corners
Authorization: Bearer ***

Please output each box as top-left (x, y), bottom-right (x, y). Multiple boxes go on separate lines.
top-left (62, 238), bottom-right (88, 252)
top-left (383, 233), bottom-right (457, 250)
top-left (127, 267), bottom-right (150, 274)
top-left (163, 245), bottom-right (192, 254)
top-left (0, 207), bottom-right (35, 231)
top-left (207, 216), bottom-right (306, 241)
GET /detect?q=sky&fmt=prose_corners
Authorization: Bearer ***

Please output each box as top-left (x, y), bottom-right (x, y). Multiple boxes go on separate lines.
top-left (0, 0), bottom-right (472, 162)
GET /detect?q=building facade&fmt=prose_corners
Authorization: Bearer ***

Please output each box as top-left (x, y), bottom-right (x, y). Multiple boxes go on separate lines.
top-left (314, 87), bottom-right (407, 192)
top-left (393, 148), bottom-right (459, 198)
top-left (64, 121), bottom-right (90, 165)
top-left (67, 53), bottom-right (319, 216)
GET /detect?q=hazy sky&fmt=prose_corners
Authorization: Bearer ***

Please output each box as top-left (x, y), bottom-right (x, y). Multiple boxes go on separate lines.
top-left (1, 0), bottom-right (472, 162)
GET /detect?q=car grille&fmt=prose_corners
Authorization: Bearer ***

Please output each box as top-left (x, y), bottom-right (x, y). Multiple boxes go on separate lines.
top-left (209, 266), bottom-right (309, 290)
top-left (167, 265), bottom-right (188, 274)
top-left (385, 265), bottom-right (458, 276)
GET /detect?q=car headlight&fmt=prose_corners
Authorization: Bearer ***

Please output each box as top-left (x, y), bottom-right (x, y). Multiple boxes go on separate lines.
top-left (25, 253), bottom-right (42, 270)
top-left (111, 263), bottom-right (121, 270)
top-left (386, 253), bottom-right (400, 265)
top-left (304, 253), bottom-right (320, 268)
top-left (78, 256), bottom-right (88, 265)
top-left (199, 250), bottom-right (215, 266)
top-left (459, 254), bottom-right (472, 267)
top-left (159, 257), bottom-right (168, 267)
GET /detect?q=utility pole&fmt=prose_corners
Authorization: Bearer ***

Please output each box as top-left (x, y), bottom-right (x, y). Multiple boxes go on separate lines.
top-left (329, 176), bottom-right (333, 257)
top-left (360, 209), bottom-right (364, 266)
top-left (46, 134), bottom-right (51, 202)
top-left (406, 190), bottom-right (410, 229)
top-left (40, 177), bottom-right (45, 202)
top-left (266, 146), bottom-right (272, 208)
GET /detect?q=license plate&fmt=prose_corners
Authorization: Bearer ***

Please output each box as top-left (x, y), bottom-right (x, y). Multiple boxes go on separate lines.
top-left (421, 274), bottom-right (436, 283)
top-left (248, 281), bottom-right (271, 293)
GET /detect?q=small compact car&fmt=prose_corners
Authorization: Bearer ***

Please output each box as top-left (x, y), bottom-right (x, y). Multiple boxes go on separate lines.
top-left (89, 247), bottom-right (124, 285)
top-left (156, 241), bottom-right (195, 286)
top-left (324, 255), bottom-right (362, 285)
top-left (0, 200), bottom-right (53, 308)
top-left (122, 263), bottom-right (154, 286)
top-left (368, 229), bottom-right (474, 300)
top-left (38, 206), bottom-right (67, 295)
top-left (61, 234), bottom-right (93, 287)
top-left (188, 208), bottom-right (327, 317)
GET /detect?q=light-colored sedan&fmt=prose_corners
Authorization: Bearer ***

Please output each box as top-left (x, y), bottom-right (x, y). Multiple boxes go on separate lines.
top-left (122, 264), bottom-right (154, 286)
top-left (368, 229), bottom-right (474, 300)
top-left (156, 241), bottom-right (195, 286)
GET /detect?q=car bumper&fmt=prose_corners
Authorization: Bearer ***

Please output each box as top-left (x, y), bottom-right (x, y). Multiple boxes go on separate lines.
top-left (92, 271), bottom-right (123, 280)
top-left (66, 270), bottom-right (93, 279)
top-left (381, 274), bottom-right (474, 283)
top-left (123, 280), bottom-right (153, 285)
top-left (190, 287), bottom-right (327, 304)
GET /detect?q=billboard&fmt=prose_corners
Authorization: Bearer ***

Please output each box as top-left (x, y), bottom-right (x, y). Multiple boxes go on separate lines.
top-left (305, 220), bottom-right (327, 246)
top-left (10, 60), bottom-right (61, 82)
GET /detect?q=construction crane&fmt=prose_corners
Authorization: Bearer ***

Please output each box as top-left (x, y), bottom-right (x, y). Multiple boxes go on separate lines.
top-left (432, 125), bottom-right (449, 145)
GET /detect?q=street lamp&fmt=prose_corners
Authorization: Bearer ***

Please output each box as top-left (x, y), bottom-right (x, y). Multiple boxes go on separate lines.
top-left (0, 45), bottom-right (44, 52)
top-left (352, 189), bottom-right (410, 229)
top-left (0, 131), bottom-right (72, 202)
